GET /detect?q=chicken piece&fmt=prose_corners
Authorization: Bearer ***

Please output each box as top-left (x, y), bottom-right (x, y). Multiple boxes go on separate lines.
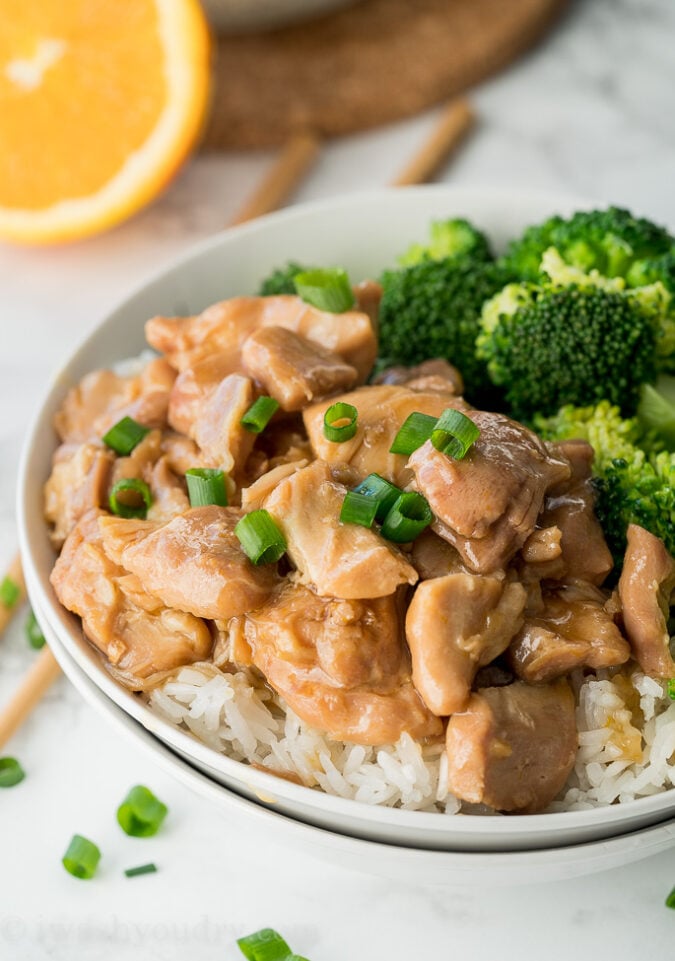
top-left (618, 524), bottom-right (675, 677)
top-left (193, 374), bottom-right (257, 475)
top-left (408, 530), bottom-right (467, 580)
top-left (508, 581), bottom-right (631, 683)
top-left (406, 573), bottom-right (527, 716)
top-left (170, 367), bottom-right (257, 476)
top-left (241, 582), bottom-right (442, 745)
top-left (241, 326), bottom-right (358, 412)
top-left (168, 354), bottom-right (240, 435)
top-left (54, 358), bottom-right (176, 443)
top-left (374, 358), bottom-right (464, 396)
top-left (303, 385), bottom-right (460, 487)
top-left (44, 443), bottom-right (114, 548)
top-left (353, 279), bottom-right (382, 333)
top-left (541, 439), bottom-right (613, 585)
top-left (263, 460), bottom-right (417, 598)
top-left (98, 506), bottom-right (280, 621)
top-left (446, 679), bottom-right (577, 813)
top-left (241, 461), bottom-right (307, 512)
top-left (146, 295), bottom-right (377, 382)
top-left (146, 457), bottom-right (191, 522)
top-left (109, 429), bottom-right (162, 487)
top-left (408, 411), bottom-right (571, 574)
top-left (50, 511), bottom-right (212, 686)
top-left (160, 431), bottom-right (207, 474)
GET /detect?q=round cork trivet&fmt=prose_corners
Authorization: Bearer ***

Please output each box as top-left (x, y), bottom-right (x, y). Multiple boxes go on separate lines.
top-left (204, 0), bottom-right (568, 149)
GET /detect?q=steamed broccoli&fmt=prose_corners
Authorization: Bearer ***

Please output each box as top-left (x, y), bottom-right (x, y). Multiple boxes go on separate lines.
top-left (501, 206), bottom-right (674, 282)
top-left (378, 257), bottom-right (513, 401)
top-left (258, 261), bottom-right (312, 296)
top-left (477, 276), bottom-right (658, 420)
top-left (399, 218), bottom-right (492, 267)
top-left (638, 374), bottom-right (675, 450)
top-left (535, 401), bottom-right (675, 563)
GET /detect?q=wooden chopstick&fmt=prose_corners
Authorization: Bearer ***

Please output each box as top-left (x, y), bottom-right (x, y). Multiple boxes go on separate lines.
top-left (0, 647), bottom-right (61, 751)
top-left (391, 99), bottom-right (475, 187)
top-left (229, 131), bottom-right (321, 227)
top-left (0, 552), bottom-right (26, 638)
top-left (0, 102), bottom-right (475, 746)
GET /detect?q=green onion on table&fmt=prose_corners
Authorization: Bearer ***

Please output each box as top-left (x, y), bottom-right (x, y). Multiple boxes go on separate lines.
top-left (116, 785), bottom-right (168, 837)
top-left (62, 834), bottom-right (101, 880)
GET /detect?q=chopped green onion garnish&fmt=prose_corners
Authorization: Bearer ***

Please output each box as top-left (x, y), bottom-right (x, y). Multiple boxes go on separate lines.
top-left (109, 478), bottom-right (153, 519)
top-left (380, 491), bottom-right (433, 543)
top-left (237, 928), bottom-right (292, 961)
top-left (668, 679), bottom-right (675, 700)
top-left (389, 412), bottom-right (436, 455)
top-left (294, 267), bottom-right (354, 313)
top-left (0, 575), bottom-right (20, 609)
top-left (25, 609), bottom-right (46, 650)
top-left (0, 757), bottom-right (25, 788)
top-left (353, 473), bottom-right (402, 522)
top-left (62, 834), bottom-right (101, 880)
top-left (235, 510), bottom-right (287, 565)
top-left (186, 468), bottom-right (228, 507)
top-left (323, 402), bottom-right (358, 443)
top-left (431, 408), bottom-right (480, 460)
top-left (116, 785), bottom-right (168, 837)
top-left (124, 862), bottom-right (158, 878)
top-left (102, 416), bottom-right (150, 455)
top-left (241, 396), bottom-right (280, 433)
top-left (666, 886), bottom-right (675, 909)
top-left (340, 491), bottom-right (378, 528)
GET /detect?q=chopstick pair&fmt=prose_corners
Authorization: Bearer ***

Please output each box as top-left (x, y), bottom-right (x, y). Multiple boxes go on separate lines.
top-left (0, 97), bottom-right (475, 752)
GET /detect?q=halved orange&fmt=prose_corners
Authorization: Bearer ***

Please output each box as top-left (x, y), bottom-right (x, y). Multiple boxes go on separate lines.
top-left (0, 0), bottom-right (211, 244)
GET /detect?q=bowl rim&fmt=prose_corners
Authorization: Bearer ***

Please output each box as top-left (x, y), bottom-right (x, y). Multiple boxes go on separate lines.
top-left (18, 183), bottom-right (675, 841)
top-left (32, 587), bottom-right (675, 883)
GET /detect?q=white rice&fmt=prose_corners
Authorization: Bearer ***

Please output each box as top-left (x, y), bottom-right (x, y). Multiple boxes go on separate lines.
top-left (147, 660), bottom-right (675, 814)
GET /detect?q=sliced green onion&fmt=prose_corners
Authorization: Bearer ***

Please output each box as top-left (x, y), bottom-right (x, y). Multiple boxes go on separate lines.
top-left (0, 757), bottom-right (25, 788)
top-left (102, 416), bottom-right (150, 455)
top-left (340, 491), bottom-right (378, 528)
top-left (235, 511), bottom-right (287, 566)
top-left (380, 491), bottom-right (433, 543)
top-left (124, 863), bottom-right (158, 878)
top-left (109, 478), bottom-right (153, 519)
top-left (25, 609), bottom-right (46, 650)
top-left (241, 396), bottom-right (280, 434)
top-left (353, 473), bottom-right (402, 522)
top-left (294, 267), bottom-right (354, 313)
top-left (323, 402), bottom-right (358, 443)
top-left (237, 928), bottom-right (292, 961)
top-left (431, 408), bottom-right (480, 460)
top-left (668, 679), bottom-right (675, 701)
top-left (62, 834), bottom-right (101, 880)
top-left (116, 785), bottom-right (168, 837)
top-left (186, 468), bottom-right (228, 507)
top-left (666, 886), bottom-right (675, 909)
top-left (0, 575), bottom-right (20, 609)
top-left (389, 412), bottom-right (436, 455)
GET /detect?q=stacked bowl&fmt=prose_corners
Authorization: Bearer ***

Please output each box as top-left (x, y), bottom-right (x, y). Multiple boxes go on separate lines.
top-left (19, 187), bottom-right (675, 884)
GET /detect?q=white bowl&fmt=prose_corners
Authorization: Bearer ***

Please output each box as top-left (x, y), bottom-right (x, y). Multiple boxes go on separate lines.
top-left (30, 587), bottom-right (675, 885)
top-left (18, 186), bottom-right (675, 854)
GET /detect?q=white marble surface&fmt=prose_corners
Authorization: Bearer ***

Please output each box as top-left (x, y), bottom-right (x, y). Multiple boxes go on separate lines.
top-left (2, 0), bottom-right (675, 956)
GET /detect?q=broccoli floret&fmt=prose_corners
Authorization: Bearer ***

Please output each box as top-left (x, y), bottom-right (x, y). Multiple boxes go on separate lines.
top-left (378, 258), bottom-right (513, 402)
top-left (637, 374), bottom-right (675, 450)
top-left (626, 250), bottom-right (675, 372)
top-left (502, 206), bottom-right (673, 282)
top-left (399, 218), bottom-right (492, 267)
top-left (477, 280), bottom-right (658, 420)
top-left (535, 401), bottom-right (675, 563)
top-left (258, 261), bottom-right (312, 296)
